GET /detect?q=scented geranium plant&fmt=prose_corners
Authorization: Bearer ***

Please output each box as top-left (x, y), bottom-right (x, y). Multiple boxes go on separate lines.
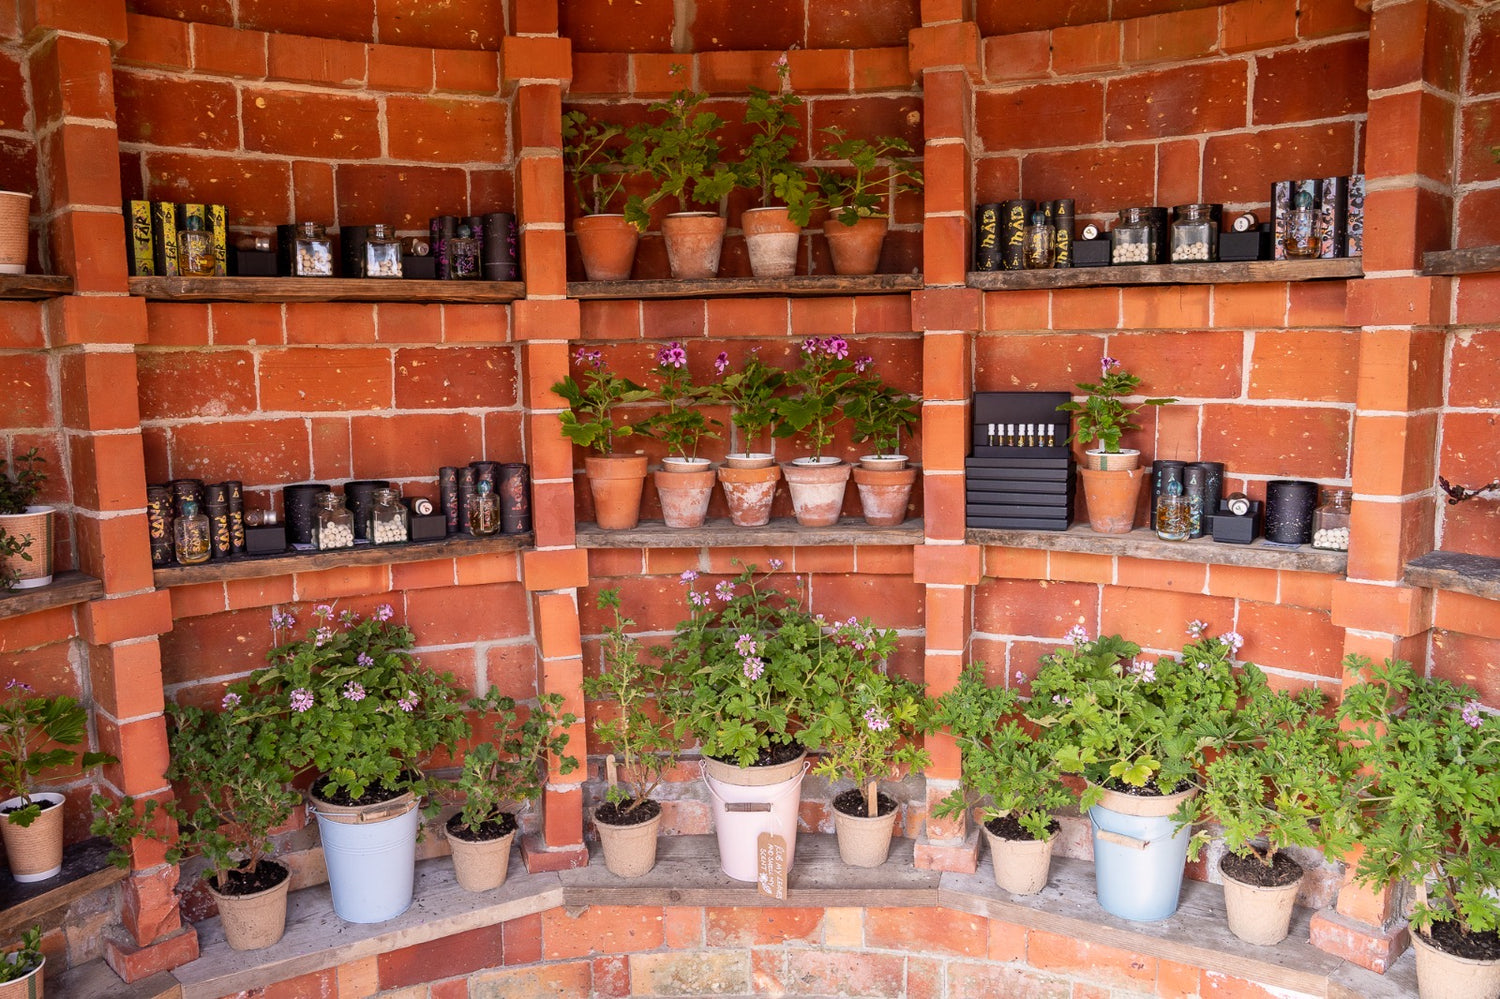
top-left (0, 678), bottom-right (114, 826)
top-left (811, 668), bottom-right (929, 819)
top-left (814, 127), bottom-right (923, 225)
top-left (0, 926), bottom-right (42, 982)
top-left (554, 347), bottom-right (656, 456)
top-left (622, 68), bottom-right (738, 228)
top-left (647, 341), bottom-right (721, 461)
top-left (772, 336), bottom-right (864, 461)
top-left (239, 604), bottom-right (471, 810)
top-left (1057, 356), bottom-right (1174, 454)
top-left (845, 371), bottom-right (919, 460)
top-left (562, 110), bottom-right (631, 219)
top-left (448, 689), bottom-right (576, 837)
top-left (711, 348), bottom-right (785, 458)
top-left (1338, 655), bottom-right (1500, 945)
top-left (657, 560), bottom-right (891, 768)
top-left (930, 664), bottom-right (1074, 842)
top-left (737, 54), bottom-right (811, 225)
top-left (1027, 621), bottom-right (1243, 814)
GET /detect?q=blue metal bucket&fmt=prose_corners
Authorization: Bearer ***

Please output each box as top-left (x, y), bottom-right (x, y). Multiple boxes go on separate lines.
top-left (1088, 793), bottom-right (1193, 922)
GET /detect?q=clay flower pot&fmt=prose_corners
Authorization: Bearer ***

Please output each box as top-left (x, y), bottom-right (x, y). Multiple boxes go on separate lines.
top-left (852, 464), bottom-right (916, 526)
top-left (781, 459), bottom-right (851, 527)
top-left (983, 823), bottom-right (1055, 896)
top-left (1079, 466), bottom-right (1145, 534)
top-left (207, 861), bottom-right (291, 951)
top-left (1219, 853), bottom-right (1304, 947)
top-left (741, 206), bottom-right (801, 278)
top-left (585, 454), bottom-right (649, 530)
top-left (823, 216), bottom-right (888, 275)
top-left (661, 212), bottom-right (726, 279)
top-left (574, 214), bottom-right (639, 282)
top-left (653, 464), bottom-right (716, 528)
top-left (718, 463), bottom-right (782, 527)
top-left (594, 802), bottom-right (662, 878)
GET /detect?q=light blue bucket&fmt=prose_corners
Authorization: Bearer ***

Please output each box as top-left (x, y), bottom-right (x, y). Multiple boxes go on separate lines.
top-left (311, 795), bottom-right (421, 923)
top-left (1087, 789), bottom-right (1194, 922)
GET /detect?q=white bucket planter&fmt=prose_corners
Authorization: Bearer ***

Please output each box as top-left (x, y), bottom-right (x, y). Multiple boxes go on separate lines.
top-left (703, 759), bottom-right (807, 882)
top-left (1087, 784), bottom-right (1197, 922)
top-left (309, 789), bottom-right (420, 923)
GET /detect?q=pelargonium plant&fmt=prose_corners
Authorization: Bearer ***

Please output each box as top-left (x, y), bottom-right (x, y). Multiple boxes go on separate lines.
top-left (844, 367), bottom-right (919, 460)
top-left (811, 669), bottom-right (929, 819)
top-left (237, 603), bottom-right (471, 810)
top-left (447, 688), bottom-right (577, 837)
top-left (737, 54), bottom-right (811, 225)
top-left (711, 348), bottom-right (785, 458)
top-left (772, 336), bottom-right (864, 461)
top-left (622, 66), bottom-right (738, 229)
top-left (562, 110), bottom-right (631, 218)
top-left (0, 678), bottom-right (114, 826)
top-left (647, 341), bottom-right (720, 461)
top-left (814, 127), bottom-right (923, 225)
top-left (1057, 356), bottom-right (1174, 455)
top-left (553, 347), bottom-right (656, 457)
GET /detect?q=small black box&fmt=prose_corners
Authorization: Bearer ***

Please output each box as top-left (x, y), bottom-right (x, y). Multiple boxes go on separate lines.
top-left (1218, 230), bottom-right (1269, 262)
top-left (1211, 501), bottom-right (1262, 545)
top-left (1072, 238), bottom-right (1111, 267)
top-left (232, 249), bottom-right (278, 276)
top-left (403, 255), bottom-right (437, 280)
top-left (409, 513), bottom-right (447, 541)
top-left (245, 525), bottom-right (287, 555)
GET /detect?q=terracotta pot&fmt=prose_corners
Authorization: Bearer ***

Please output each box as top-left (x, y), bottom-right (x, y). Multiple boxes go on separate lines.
top-left (661, 212), bottom-right (726, 280)
top-left (983, 825), bottom-right (1055, 896)
top-left (595, 806), bottom-right (662, 878)
top-left (208, 861), bottom-right (290, 951)
top-left (0, 507), bottom-right (54, 589)
top-left (718, 463), bottom-right (782, 527)
top-left (1219, 855), bottom-right (1303, 947)
top-left (1083, 448), bottom-right (1141, 471)
top-left (852, 465), bottom-right (916, 526)
top-left (832, 801), bottom-right (897, 868)
top-left (585, 454), bottom-right (649, 530)
top-left (1412, 924), bottom-right (1500, 999)
top-left (653, 466), bottom-right (716, 529)
top-left (781, 459), bottom-right (851, 527)
top-left (0, 793), bottom-right (64, 882)
top-left (661, 455), bottom-right (712, 474)
top-left (574, 214), bottom-right (639, 282)
top-left (741, 206), bottom-right (801, 278)
top-left (823, 216), bottom-right (888, 275)
top-left (1079, 466), bottom-right (1145, 534)
top-left (0, 190), bottom-right (30, 274)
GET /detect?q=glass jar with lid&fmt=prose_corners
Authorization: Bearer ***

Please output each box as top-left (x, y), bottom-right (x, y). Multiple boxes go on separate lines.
top-left (1111, 207), bottom-right (1156, 265)
top-left (363, 224), bottom-right (403, 279)
top-left (1311, 487), bottom-right (1351, 551)
top-left (468, 479), bottom-right (500, 536)
top-left (177, 216), bottom-right (217, 277)
top-left (314, 490), bottom-right (355, 550)
top-left (1170, 204), bottom-right (1217, 263)
top-left (447, 224), bottom-right (481, 280)
top-left (1023, 210), bottom-right (1055, 269)
top-left (369, 487), bottom-right (408, 544)
top-left (291, 222), bottom-right (335, 277)
top-left (173, 499), bottom-right (212, 565)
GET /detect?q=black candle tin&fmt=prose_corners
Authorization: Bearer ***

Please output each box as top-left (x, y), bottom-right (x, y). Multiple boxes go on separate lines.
top-left (456, 466), bottom-right (477, 536)
top-left (1182, 465), bottom-right (1208, 538)
top-left (343, 480), bottom-right (390, 542)
top-left (482, 212), bottom-right (519, 281)
top-left (147, 485), bottom-right (174, 567)
top-left (974, 203), bottom-right (1003, 271)
top-left (500, 463), bottom-right (531, 534)
top-left (1052, 199), bottom-right (1074, 268)
top-left (1264, 479), bottom-right (1318, 545)
top-left (283, 483), bottom-right (330, 546)
top-left (439, 466), bottom-right (459, 534)
top-left (225, 480), bottom-right (246, 553)
top-left (1190, 462), bottom-right (1225, 536)
top-left (430, 216), bottom-right (457, 280)
top-left (1001, 199), bottom-right (1034, 271)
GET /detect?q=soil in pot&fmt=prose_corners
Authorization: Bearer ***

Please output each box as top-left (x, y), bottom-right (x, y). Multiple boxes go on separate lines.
top-left (984, 813), bottom-right (1059, 843)
top-left (710, 741), bottom-right (804, 771)
top-left (595, 798), bottom-right (661, 827)
top-left (0, 797), bottom-right (59, 820)
top-left (446, 810), bottom-right (518, 843)
top-left (832, 788), bottom-right (896, 819)
top-left (1421, 921), bottom-right (1500, 963)
top-left (210, 860), bottom-right (288, 895)
top-left (310, 775), bottom-right (409, 809)
top-left (1220, 850), bottom-right (1302, 888)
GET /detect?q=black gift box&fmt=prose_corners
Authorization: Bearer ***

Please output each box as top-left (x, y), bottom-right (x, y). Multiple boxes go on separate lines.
top-left (1218, 229), bottom-right (1271, 262)
top-left (403, 255), bottom-right (437, 280)
top-left (232, 248), bottom-right (278, 276)
top-left (1211, 500), bottom-right (1262, 545)
top-left (245, 525), bottom-right (288, 555)
top-left (1072, 238), bottom-right (1111, 267)
top-left (966, 392), bottom-right (1075, 529)
top-left (409, 513), bottom-right (447, 541)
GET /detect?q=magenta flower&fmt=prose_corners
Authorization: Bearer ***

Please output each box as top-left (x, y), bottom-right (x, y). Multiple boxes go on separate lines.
top-left (735, 634), bottom-right (758, 657)
top-left (715, 580), bottom-right (735, 601)
top-left (689, 590), bottom-right (710, 609)
top-left (1014, 671), bottom-right (1026, 686)
top-left (864, 708), bottom-right (891, 732)
top-left (339, 609), bottom-right (356, 626)
top-left (657, 341), bottom-right (688, 369)
top-left (742, 657), bottom-right (765, 680)
top-left (289, 688), bottom-right (315, 713)
top-left (768, 558), bottom-right (784, 571)
top-left (342, 681), bottom-right (366, 702)
top-left (680, 569), bottom-right (699, 584)
top-left (374, 604), bottom-right (394, 622)
top-left (826, 337), bottom-right (849, 359)
top-left (269, 609), bottom-right (296, 631)
top-left (1462, 700), bottom-right (1483, 730)
top-left (314, 604), bottom-right (334, 621)
top-left (714, 351), bottom-right (729, 375)
top-left (574, 347), bottom-right (604, 370)
top-left (314, 626), bottom-right (335, 647)
top-left (221, 692), bottom-right (241, 710)
top-left (1100, 356), bottom-right (1119, 372)
top-left (854, 355), bottom-right (873, 373)
top-left (357, 652), bottom-right (375, 669)
top-left (4, 679), bottom-right (32, 693)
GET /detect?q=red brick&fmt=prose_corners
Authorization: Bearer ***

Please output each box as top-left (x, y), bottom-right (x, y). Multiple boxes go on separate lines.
top-left (522, 547), bottom-right (590, 593)
top-left (115, 71), bottom-right (237, 150)
top-left (977, 80), bottom-right (1102, 153)
top-left (136, 349), bottom-right (255, 421)
top-left (29, 35), bottom-right (116, 124)
top-left (117, 14), bottom-right (190, 69)
top-left (1254, 38), bottom-right (1369, 126)
top-left (377, 924), bottom-right (502, 990)
top-left (334, 163), bottom-right (470, 230)
top-left (44, 211), bottom-right (131, 293)
top-left (258, 347), bottom-right (392, 412)
top-left (704, 908), bottom-right (823, 946)
top-left (853, 46), bottom-right (916, 90)
top-left (242, 88), bottom-right (381, 158)
top-left (571, 53), bottom-right (629, 96)
top-left (1107, 62), bottom-right (1247, 143)
top-left (442, 304), bottom-right (512, 344)
top-left (784, 950), bottom-right (905, 997)
top-left (376, 0), bottom-right (504, 49)
top-left (908, 21), bottom-right (981, 76)
top-left (1300, 0), bottom-right (1369, 39)
top-left (1203, 123), bottom-right (1359, 204)
top-left (435, 49), bottom-right (499, 94)
top-left (1470, 6), bottom-right (1500, 96)
top-left (540, 905), bottom-right (662, 959)
top-left (981, 31), bottom-right (1051, 83)
top-left (386, 95), bottom-right (508, 163)
top-left (144, 152), bottom-right (292, 227)
top-left (367, 42), bottom-right (433, 92)
top-left (191, 22), bottom-right (267, 79)
top-left (68, 432), bottom-right (147, 513)
top-left (1023, 144), bottom-right (1156, 211)
top-left (266, 33), bottom-right (366, 87)
top-left (559, 0), bottom-right (672, 52)
top-left (1249, 329), bottom-right (1359, 402)
top-left (1220, 0), bottom-right (1297, 53)
top-left (502, 35), bottom-right (573, 84)
top-left (866, 906), bottom-right (986, 956)
top-left (1122, 6), bottom-right (1220, 64)
top-left (58, 350), bottom-right (142, 431)
top-left (104, 926), bottom-right (198, 984)
top-left (1308, 908), bottom-right (1408, 974)
top-left (1052, 21), bottom-right (1120, 75)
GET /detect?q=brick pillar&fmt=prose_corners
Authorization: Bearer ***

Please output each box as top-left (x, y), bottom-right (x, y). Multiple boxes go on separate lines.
top-left (22, 0), bottom-right (198, 980)
top-left (1313, 0), bottom-right (1461, 974)
top-left (505, 25), bottom-right (589, 871)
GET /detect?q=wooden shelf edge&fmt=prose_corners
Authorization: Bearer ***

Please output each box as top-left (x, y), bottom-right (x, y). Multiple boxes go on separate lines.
top-left (568, 273), bottom-right (923, 300)
top-left (152, 533), bottom-right (532, 587)
top-left (967, 525), bottom-right (1350, 574)
top-left (0, 571), bottom-right (104, 620)
top-left (575, 517), bottom-right (924, 548)
top-left (968, 257), bottom-right (1362, 291)
top-left (1421, 244), bottom-right (1500, 277)
top-left (128, 276), bottom-right (524, 304)
top-left (0, 274), bottom-right (74, 299)
top-left (1404, 550), bottom-right (1500, 601)
top-left (0, 838), bottom-right (124, 939)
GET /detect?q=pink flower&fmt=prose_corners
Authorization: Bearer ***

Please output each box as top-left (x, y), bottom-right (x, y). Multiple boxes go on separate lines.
top-left (657, 341), bottom-right (688, 369)
top-left (680, 569), bottom-right (699, 584)
top-left (1218, 631), bottom-right (1245, 654)
top-left (1186, 619), bottom-right (1209, 639)
top-left (398, 691), bottom-right (418, 713)
top-left (1462, 700), bottom-right (1483, 729)
top-left (742, 657), bottom-right (765, 680)
top-left (863, 708), bottom-right (890, 732)
top-left (715, 581), bottom-right (735, 601)
top-left (573, 347), bottom-right (604, 370)
top-left (221, 692), bottom-right (241, 710)
top-left (768, 558), bottom-right (784, 570)
top-left (342, 681), bottom-right (366, 702)
top-left (4, 679), bottom-right (32, 693)
top-left (374, 604), bottom-right (394, 621)
top-left (289, 689), bottom-right (315, 713)
top-left (1065, 624), bottom-right (1090, 646)
top-left (314, 604), bottom-right (334, 620)
top-left (854, 355), bottom-right (873, 373)
top-left (270, 609), bottom-right (296, 630)
top-left (714, 351), bottom-right (729, 375)
top-left (826, 337), bottom-right (849, 359)
top-left (735, 634), bottom-right (758, 657)
top-left (689, 590), bottom-right (710, 608)
top-left (1100, 356), bottom-right (1119, 372)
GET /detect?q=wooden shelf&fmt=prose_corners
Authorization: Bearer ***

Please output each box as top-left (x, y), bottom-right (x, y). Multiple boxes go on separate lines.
top-left (1421, 244), bottom-right (1500, 276)
top-left (127, 276), bottom-right (525, 304)
top-left (0, 571), bottom-right (103, 620)
top-left (575, 517), bottom-right (923, 548)
top-left (1405, 550), bottom-right (1500, 600)
top-left (0, 837), bottom-right (124, 940)
top-left (152, 533), bottom-right (532, 587)
top-left (967, 524), bottom-right (1349, 574)
top-left (568, 273), bottom-right (923, 300)
top-left (968, 257), bottom-right (1362, 291)
top-left (0, 273), bottom-right (74, 299)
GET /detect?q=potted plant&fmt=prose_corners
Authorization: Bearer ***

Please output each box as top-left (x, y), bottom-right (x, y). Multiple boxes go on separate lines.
top-left (646, 341), bottom-right (721, 529)
top-left (810, 663), bottom-right (929, 868)
top-left (241, 604), bottom-right (470, 923)
top-left (0, 679), bottom-right (114, 882)
top-left (563, 110), bottom-right (639, 282)
top-left (444, 689), bottom-right (576, 892)
top-left (1028, 622), bottom-right (1242, 921)
top-left (623, 67), bottom-right (738, 279)
top-left (1196, 677), bottom-right (1357, 946)
top-left (773, 336), bottom-right (862, 526)
top-left (0, 926), bottom-right (43, 999)
top-left (931, 665), bottom-right (1075, 895)
top-left (0, 190), bottom-right (28, 275)
top-left (1057, 357), bottom-right (1174, 533)
top-left (93, 694), bottom-right (302, 951)
top-left (711, 349), bottom-right (786, 526)
top-left (0, 449), bottom-right (53, 590)
top-left (736, 54), bottom-right (811, 278)
top-left (844, 367), bottom-right (920, 526)
top-left (814, 127), bottom-right (922, 275)
top-left (554, 347), bottom-right (656, 530)
top-left (1338, 654), bottom-right (1500, 997)
top-left (582, 589), bottom-right (678, 877)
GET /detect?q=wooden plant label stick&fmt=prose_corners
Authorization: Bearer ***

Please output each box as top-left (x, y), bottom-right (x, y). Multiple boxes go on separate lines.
top-left (606, 753), bottom-right (618, 789)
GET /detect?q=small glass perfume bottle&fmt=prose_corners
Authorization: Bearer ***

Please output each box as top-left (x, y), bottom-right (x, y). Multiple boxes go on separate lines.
top-left (447, 224), bottom-right (481, 280)
top-left (363, 224), bottom-right (403, 279)
top-left (1156, 479), bottom-right (1191, 541)
top-left (291, 222), bottom-right (334, 277)
top-left (314, 490), bottom-right (355, 550)
top-left (173, 499), bottom-right (212, 564)
top-left (468, 479), bottom-right (500, 536)
top-left (177, 216), bottom-right (216, 277)
top-left (1023, 210), bottom-right (1055, 269)
top-left (369, 487), bottom-right (408, 544)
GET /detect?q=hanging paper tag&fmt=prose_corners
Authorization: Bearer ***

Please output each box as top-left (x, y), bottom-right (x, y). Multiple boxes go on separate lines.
top-left (757, 832), bottom-right (788, 900)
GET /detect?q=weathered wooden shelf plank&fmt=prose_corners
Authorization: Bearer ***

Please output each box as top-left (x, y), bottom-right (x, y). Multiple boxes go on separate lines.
top-left (0, 571), bottom-right (103, 621)
top-left (575, 517), bottom-right (923, 549)
top-left (1421, 244), bottom-right (1500, 276)
top-left (152, 533), bottom-right (532, 587)
top-left (968, 524), bottom-right (1349, 574)
top-left (53, 960), bottom-right (181, 999)
top-left (128, 276), bottom-right (525, 304)
top-left (568, 273), bottom-right (923, 300)
top-left (1405, 550), bottom-right (1500, 601)
top-left (968, 257), bottom-right (1362, 291)
top-left (0, 838), bottom-right (124, 939)
top-left (0, 274), bottom-right (74, 299)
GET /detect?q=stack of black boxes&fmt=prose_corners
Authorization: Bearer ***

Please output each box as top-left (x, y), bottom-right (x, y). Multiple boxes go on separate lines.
top-left (965, 392), bottom-right (1074, 530)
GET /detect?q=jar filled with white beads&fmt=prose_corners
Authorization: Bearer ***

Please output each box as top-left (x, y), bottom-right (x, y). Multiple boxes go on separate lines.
top-left (314, 490), bottom-right (355, 550)
top-left (369, 487), bottom-right (408, 544)
top-left (1110, 207), bottom-right (1156, 265)
top-left (1170, 203), bottom-right (1217, 263)
top-left (1311, 487), bottom-right (1351, 551)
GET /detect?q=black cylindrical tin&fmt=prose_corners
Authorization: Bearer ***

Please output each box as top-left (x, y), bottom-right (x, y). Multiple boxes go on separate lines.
top-left (482, 212), bottom-right (519, 281)
top-left (430, 215), bottom-right (457, 280)
top-left (224, 480), bottom-right (245, 553)
top-left (343, 479), bottom-right (390, 541)
top-left (1182, 464), bottom-right (1208, 538)
top-left (147, 485), bottom-right (174, 567)
top-left (1265, 479), bottom-right (1318, 545)
top-left (439, 466), bottom-right (459, 534)
top-left (207, 502), bottom-right (233, 559)
top-left (974, 203), bottom-right (1003, 271)
top-left (457, 466), bottom-right (477, 536)
top-left (1191, 461), bottom-right (1225, 530)
top-left (1052, 199), bottom-right (1075, 268)
top-left (203, 482), bottom-right (229, 507)
top-left (170, 478), bottom-right (204, 517)
top-left (283, 483), bottom-right (330, 546)
top-left (1001, 199), bottom-right (1034, 271)
top-left (1150, 460), bottom-right (1186, 531)
top-left (500, 463), bottom-right (531, 534)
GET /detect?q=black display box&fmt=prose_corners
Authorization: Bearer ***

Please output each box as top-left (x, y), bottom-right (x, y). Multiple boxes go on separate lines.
top-left (1211, 500), bottom-right (1262, 544)
top-left (403, 255), bottom-right (436, 280)
top-left (245, 525), bottom-right (287, 555)
top-left (231, 249), bottom-right (277, 276)
top-left (1073, 238), bottom-right (1111, 267)
top-left (409, 513), bottom-right (446, 540)
top-left (967, 392), bottom-right (1075, 530)
top-left (1218, 228), bottom-right (1272, 263)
